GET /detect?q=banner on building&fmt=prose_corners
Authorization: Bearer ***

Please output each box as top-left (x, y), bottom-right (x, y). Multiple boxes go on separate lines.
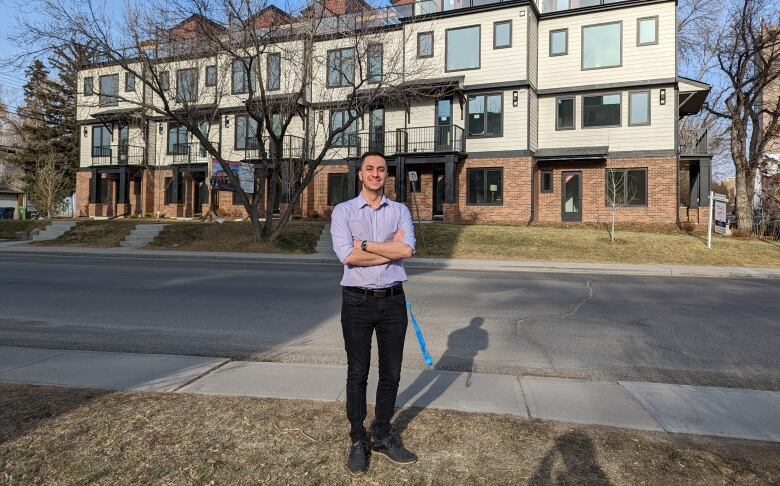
top-left (210, 159), bottom-right (254, 194)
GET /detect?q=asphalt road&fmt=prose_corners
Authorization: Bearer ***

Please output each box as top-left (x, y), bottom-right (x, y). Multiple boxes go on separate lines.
top-left (0, 254), bottom-right (777, 390)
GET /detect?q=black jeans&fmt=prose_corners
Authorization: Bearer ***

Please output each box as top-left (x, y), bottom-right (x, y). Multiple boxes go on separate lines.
top-left (341, 286), bottom-right (408, 443)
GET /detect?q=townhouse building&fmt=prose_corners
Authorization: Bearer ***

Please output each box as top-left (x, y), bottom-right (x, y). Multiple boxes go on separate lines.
top-left (75, 0), bottom-right (713, 226)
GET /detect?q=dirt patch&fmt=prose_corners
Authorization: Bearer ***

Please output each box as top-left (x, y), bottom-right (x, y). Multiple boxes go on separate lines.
top-left (1, 384), bottom-right (777, 485)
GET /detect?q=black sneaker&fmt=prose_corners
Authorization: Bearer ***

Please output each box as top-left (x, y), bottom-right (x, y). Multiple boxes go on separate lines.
top-left (371, 432), bottom-right (418, 464)
top-left (346, 439), bottom-right (370, 475)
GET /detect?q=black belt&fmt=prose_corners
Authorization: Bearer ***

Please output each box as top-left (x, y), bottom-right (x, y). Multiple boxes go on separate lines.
top-left (344, 283), bottom-right (403, 298)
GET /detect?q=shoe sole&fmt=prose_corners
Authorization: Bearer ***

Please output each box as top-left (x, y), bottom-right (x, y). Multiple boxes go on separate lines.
top-left (371, 448), bottom-right (418, 465)
top-left (345, 466), bottom-right (368, 476)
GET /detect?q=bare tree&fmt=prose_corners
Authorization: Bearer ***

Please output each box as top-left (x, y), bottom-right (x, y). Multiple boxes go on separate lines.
top-left (705, 0), bottom-right (780, 231)
top-left (29, 152), bottom-right (70, 218)
top-left (604, 169), bottom-right (638, 243)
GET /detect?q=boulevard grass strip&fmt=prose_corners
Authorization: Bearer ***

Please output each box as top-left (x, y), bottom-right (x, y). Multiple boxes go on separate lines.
top-left (30, 220), bottom-right (138, 248)
top-left (415, 223), bottom-right (780, 267)
top-left (147, 220), bottom-right (325, 254)
top-left (1, 384), bottom-right (777, 485)
top-left (0, 220), bottom-right (48, 239)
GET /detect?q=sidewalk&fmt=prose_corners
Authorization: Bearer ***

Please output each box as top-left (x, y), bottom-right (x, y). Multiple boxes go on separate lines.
top-left (1, 243), bottom-right (779, 278)
top-left (1, 346), bottom-right (778, 443)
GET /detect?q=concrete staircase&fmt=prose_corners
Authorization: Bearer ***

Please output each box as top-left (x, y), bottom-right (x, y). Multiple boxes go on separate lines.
top-left (120, 224), bottom-right (168, 248)
top-left (32, 220), bottom-right (78, 241)
top-left (315, 223), bottom-right (336, 256)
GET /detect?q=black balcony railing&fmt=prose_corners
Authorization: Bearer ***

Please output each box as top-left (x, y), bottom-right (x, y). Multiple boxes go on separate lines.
top-left (169, 142), bottom-right (219, 164)
top-left (90, 145), bottom-right (145, 166)
top-left (348, 125), bottom-right (465, 157)
top-left (244, 135), bottom-right (307, 161)
top-left (679, 129), bottom-right (709, 156)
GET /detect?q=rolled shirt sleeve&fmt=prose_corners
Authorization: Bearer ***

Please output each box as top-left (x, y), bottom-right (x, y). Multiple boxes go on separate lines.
top-left (399, 204), bottom-right (416, 254)
top-left (331, 203), bottom-right (355, 264)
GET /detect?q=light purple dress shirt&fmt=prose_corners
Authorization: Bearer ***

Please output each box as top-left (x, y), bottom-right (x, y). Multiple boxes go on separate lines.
top-left (331, 192), bottom-right (416, 289)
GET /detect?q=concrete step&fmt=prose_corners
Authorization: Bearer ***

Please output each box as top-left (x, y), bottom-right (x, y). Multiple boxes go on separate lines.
top-left (129, 229), bottom-right (164, 237)
top-left (119, 223), bottom-right (167, 248)
top-left (119, 240), bottom-right (151, 248)
top-left (134, 224), bottom-right (168, 231)
top-left (50, 221), bottom-right (77, 228)
top-left (124, 235), bottom-right (156, 242)
top-left (31, 221), bottom-right (78, 241)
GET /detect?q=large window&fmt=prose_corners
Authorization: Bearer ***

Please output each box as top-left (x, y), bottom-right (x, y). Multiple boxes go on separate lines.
top-left (164, 176), bottom-right (184, 204)
top-left (176, 68), bottom-right (198, 102)
top-left (327, 48), bottom-right (355, 87)
top-left (159, 71), bottom-right (170, 91)
top-left (369, 107), bottom-right (385, 152)
top-left (446, 25), bottom-right (480, 72)
top-left (583, 93), bottom-right (621, 127)
top-left (417, 32), bottom-right (433, 58)
top-left (467, 93), bottom-right (502, 137)
top-left (205, 65), bottom-right (217, 87)
top-left (232, 58), bottom-right (255, 94)
top-left (467, 168), bottom-right (503, 205)
top-left (628, 91), bottom-right (650, 126)
top-left (84, 77), bottom-right (94, 96)
top-left (91, 125), bottom-right (111, 157)
top-left (235, 114), bottom-right (259, 150)
top-left (330, 110), bottom-right (357, 147)
top-left (606, 168), bottom-right (647, 206)
top-left (582, 21), bottom-right (622, 70)
top-left (556, 97), bottom-right (575, 130)
top-left (267, 53), bottom-right (281, 90)
top-left (99, 74), bottom-right (118, 106)
top-left (125, 72), bottom-right (135, 92)
top-left (550, 29), bottom-right (568, 56)
top-left (328, 173), bottom-right (349, 206)
top-left (637, 16), bottom-right (658, 46)
top-left (167, 123), bottom-right (188, 154)
top-left (367, 44), bottom-right (383, 83)
top-left (494, 20), bottom-right (511, 49)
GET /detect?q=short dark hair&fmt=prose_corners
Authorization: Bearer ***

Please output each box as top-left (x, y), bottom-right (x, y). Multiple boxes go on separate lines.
top-left (358, 151), bottom-right (386, 170)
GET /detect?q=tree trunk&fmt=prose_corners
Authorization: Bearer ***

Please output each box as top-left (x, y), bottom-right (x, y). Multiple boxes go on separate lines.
top-left (734, 166), bottom-right (756, 232)
top-left (611, 210), bottom-right (615, 243)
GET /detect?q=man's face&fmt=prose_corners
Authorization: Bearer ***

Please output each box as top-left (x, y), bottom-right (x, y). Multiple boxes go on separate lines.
top-left (358, 156), bottom-right (387, 192)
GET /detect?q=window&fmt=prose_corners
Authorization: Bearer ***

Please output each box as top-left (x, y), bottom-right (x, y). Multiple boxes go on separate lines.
top-left (582, 21), bottom-right (622, 70)
top-left (84, 77), bottom-right (94, 96)
top-left (583, 93), bottom-right (621, 128)
top-left (125, 72), bottom-right (135, 92)
top-left (467, 93), bottom-right (502, 137)
top-left (267, 53), bottom-right (281, 90)
top-left (91, 125), bottom-right (111, 157)
top-left (164, 176), bottom-right (183, 204)
top-left (629, 91), bottom-right (650, 126)
top-left (327, 48), bottom-right (354, 87)
top-left (446, 25), bottom-right (480, 72)
top-left (417, 32), bottom-right (433, 58)
top-left (176, 68), bottom-right (198, 102)
top-left (550, 29), bottom-right (568, 56)
top-left (98, 74), bottom-right (118, 106)
top-left (606, 168), bottom-right (647, 206)
top-left (541, 170), bottom-right (553, 193)
top-left (98, 178), bottom-right (109, 204)
top-left (235, 114), bottom-right (259, 150)
top-left (556, 97), bottom-right (575, 130)
top-left (205, 65), bottom-right (217, 87)
top-left (159, 71), bottom-right (169, 91)
top-left (368, 107), bottom-right (385, 152)
top-left (637, 16), bottom-right (658, 46)
top-left (467, 168), bottom-right (503, 205)
top-left (494, 21), bottom-right (511, 49)
top-left (167, 123), bottom-right (188, 154)
top-left (232, 58), bottom-right (255, 94)
top-left (133, 177), bottom-right (142, 196)
top-left (328, 173), bottom-right (349, 205)
top-left (330, 110), bottom-right (357, 147)
top-left (367, 44), bottom-right (383, 83)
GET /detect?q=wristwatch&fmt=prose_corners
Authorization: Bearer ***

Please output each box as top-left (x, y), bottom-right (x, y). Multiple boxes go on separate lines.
top-left (361, 240), bottom-right (368, 251)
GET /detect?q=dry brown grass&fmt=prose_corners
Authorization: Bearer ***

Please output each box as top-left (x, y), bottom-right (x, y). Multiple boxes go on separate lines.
top-left (1, 384), bottom-right (777, 485)
top-left (0, 220), bottom-right (49, 239)
top-left (415, 223), bottom-right (780, 267)
top-left (30, 220), bottom-right (138, 247)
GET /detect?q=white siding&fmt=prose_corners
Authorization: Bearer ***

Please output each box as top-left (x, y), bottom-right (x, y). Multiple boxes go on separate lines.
top-left (464, 88), bottom-right (528, 153)
top-left (528, 8), bottom-right (539, 89)
top-left (529, 90), bottom-right (538, 152)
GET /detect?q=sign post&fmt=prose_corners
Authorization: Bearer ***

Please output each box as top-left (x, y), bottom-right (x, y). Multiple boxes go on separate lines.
top-left (707, 190), bottom-right (714, 248)
top-left (407, 171), bottom-right (426, 255)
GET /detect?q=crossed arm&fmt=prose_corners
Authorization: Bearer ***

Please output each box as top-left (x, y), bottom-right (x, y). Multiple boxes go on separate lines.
top-left (331, 205), bottom-right (416, 267)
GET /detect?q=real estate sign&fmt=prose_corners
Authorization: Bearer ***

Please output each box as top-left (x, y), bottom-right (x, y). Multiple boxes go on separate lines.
top-left (210, 159), bottom-right (254, 194)
top-left (713, 193), bottom-right (728, 235)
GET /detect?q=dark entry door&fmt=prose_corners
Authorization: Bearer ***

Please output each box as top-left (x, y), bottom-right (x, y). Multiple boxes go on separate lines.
top-left (561, 171), bottom-right (582, 221)
top-left (433, 171), bottom-right (445, 219)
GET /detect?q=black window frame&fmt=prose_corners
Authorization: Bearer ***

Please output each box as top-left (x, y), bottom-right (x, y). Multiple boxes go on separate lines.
top-left (98, 74), bottom-right (119, 107)
top-left (164, 176), bottom-right (184, 205)
top-left (166, 123), bottom-right (189, 155)
top-left (605, 168), bottom-right (648, 207)
top-left (267, 53), bottom-right (281, 90)
top-left (466, 167), bottom-right (503, 206)
top-left (326, 47), bottom-right (355, 88)
top-left (125, 72), bottom-right (135, 92)
top-left (582, 92), bottom-right (622, 128)
top-left (637, 16), bottom-right (659, 46)
top-left (541, 170), bottom-right (553, 193)
top-left (367, 43), bottom-right (383, 84)
top-left (581, 20), bottom-right (623, 71)
top-left (493, 20), bottom-right (512, 49)
top-left (158, 70), bottom-right (170, 91)
top-left (234, 114), bottom-right (259, 151)
top-left (175, 67), bottom-right (198, 102)
top-left (84, 77), bottom-right (94, 96)
top-left (628, 90), bottom-right (651, 126)
top-left (91, 125), bottom-right (112, 157)
top-left (445, 24), bottom-right (481, 73)
top-left (205, 65), bottom-right (217, 87)
top-left (330, 109), bottom-right (357, 147)
top-left (327, 173), bottom-right (350, 206)
top-left (466, 92), bottom-right (503, 138)
top-left (417, 31), bottom-right (434, 58)
top-left (556, 96), bottom-right (575, 131)
top-left (549, 28), bottom-right (568, 56)
top-left (231, 58), bottom-right (253, 94)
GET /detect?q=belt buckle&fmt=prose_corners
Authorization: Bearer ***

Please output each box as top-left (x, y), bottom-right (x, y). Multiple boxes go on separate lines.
top-left (374, 289), bottom-right (388, 298)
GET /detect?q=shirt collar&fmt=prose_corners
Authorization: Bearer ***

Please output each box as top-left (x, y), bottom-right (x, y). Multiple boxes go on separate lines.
top-left (357, 192), bottom-right (388, 209)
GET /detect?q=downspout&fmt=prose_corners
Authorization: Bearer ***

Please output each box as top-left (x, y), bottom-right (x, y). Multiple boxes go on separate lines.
top-left (529, 160), bottom-right (537, 225)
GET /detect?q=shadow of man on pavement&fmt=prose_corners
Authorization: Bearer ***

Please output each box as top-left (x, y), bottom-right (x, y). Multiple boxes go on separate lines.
top-left (528, 430), bottom-right (612, 486)
top-left (392, 317), bottom-right (488, 436)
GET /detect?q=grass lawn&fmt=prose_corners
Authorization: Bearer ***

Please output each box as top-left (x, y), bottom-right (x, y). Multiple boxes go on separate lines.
top-left (31, 220), bottom-right (138, 248)
top-left (414, 223), bottom-right (780, 267)
top-left (0, 384), bottom-right (776, 485)
top-left (148, 220), bottom-right (325, 254)
top-left (0, 220), bottom-right (48, 239)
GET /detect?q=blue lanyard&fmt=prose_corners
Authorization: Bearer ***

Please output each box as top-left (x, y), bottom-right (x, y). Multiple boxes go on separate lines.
top-left (406, 300), bottom-right (433, 368)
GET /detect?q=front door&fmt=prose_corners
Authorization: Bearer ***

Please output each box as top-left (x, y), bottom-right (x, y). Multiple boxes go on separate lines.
top-left (433, 171), bottom-right (445, 219)
top-left (561, 171), bottom-right (582, 221)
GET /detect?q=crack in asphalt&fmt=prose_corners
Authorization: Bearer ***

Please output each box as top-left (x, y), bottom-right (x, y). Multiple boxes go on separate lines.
top-left (562, 280), bottom-right (593, 319)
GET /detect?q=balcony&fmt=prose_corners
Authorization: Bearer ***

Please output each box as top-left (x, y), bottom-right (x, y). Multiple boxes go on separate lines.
top-left (537, 0), bottom-right (634, 14)
top-left (347, 125), bottom-right (466, 158)
top-left (169, 142), bottom-right (219, 165)
top-left (679, 129), bottom-right (710, 157)
top-left (90, 145), bottom-right (145, 166)
top-left (243, 135), bottom-right (307, 162)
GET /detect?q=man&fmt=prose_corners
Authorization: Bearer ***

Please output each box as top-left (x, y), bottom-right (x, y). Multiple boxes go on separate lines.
top-left (331, 151), bottom-right (418, 475)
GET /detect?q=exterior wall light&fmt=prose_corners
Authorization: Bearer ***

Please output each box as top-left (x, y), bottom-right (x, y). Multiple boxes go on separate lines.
top-left (660, 89), bottom-right (666, 105)
top-left (158, 123), bottom-right (163, 134)
top-left (513, 90), bottom-right (518, 107)
top-left (83, 127), bottom-right (88, 137)
top-left (224, 115), bottom-right (230, 128)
